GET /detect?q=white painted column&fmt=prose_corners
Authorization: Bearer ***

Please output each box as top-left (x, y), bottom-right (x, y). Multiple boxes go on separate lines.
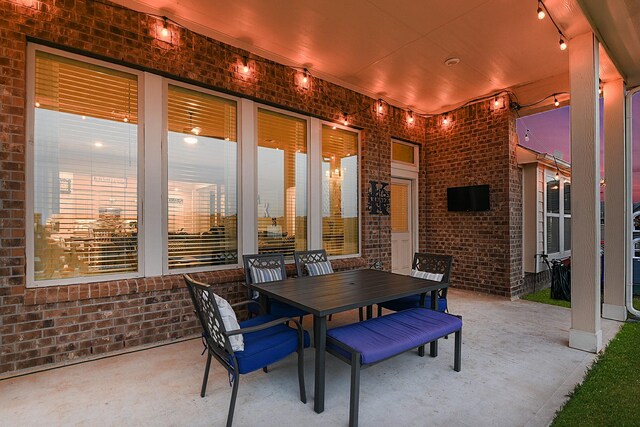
top-left (568, 33), bottom-right (603, 352)
top-left (240, 99), bottom-right (257, 255)
top-left (602, 78), bottom-right (628, 321)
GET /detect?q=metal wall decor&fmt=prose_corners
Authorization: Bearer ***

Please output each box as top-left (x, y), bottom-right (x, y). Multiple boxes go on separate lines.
top-left (367, 180), bottom-right (390, 215)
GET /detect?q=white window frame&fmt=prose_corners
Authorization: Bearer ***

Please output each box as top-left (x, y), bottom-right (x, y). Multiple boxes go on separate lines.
top-left (319, 121), bottom-right (362, 260)
top-left (25, 44), bottom-right (146, 288)
top-left (544, 170), bottom-right (571, 259)
top-left (160, 79), bottom-right (243, 275)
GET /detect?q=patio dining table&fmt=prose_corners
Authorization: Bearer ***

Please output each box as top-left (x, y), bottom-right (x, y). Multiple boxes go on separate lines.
top-left (248, 268), bottom-right (448, 414)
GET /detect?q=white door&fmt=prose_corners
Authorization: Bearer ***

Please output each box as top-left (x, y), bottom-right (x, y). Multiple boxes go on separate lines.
top-left (391, 178), bottom-right (413, 274)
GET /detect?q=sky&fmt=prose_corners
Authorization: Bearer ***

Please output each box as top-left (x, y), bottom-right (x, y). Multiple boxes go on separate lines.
top-left (516, 92), bottom-right (640, 202)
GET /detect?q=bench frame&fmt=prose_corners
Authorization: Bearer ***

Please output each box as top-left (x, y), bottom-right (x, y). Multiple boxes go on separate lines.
top-left (326, 313), bottom-right (462, 427)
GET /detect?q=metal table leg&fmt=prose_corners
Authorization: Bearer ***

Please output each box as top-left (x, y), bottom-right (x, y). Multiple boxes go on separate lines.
top-left (430, 289), bottom-right (438, 357)
top-left (314, 315), bottom-right (327, 413)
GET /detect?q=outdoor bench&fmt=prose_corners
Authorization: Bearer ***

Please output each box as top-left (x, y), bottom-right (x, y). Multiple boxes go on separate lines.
top-left (326, 307), bottom-right (462, 427)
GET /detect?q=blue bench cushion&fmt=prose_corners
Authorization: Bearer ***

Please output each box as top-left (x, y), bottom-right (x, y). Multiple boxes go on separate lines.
top-left (233, 315), bottom-right (310, 374)
top-left (379, 294), bottom-right (447, 313)
top-left (327, 308), bottom-right (462, 365)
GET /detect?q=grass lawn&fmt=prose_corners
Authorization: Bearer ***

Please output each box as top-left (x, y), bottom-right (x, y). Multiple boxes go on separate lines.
top-left (522, 287), bottom-right (640, 310)
top-left (521, 287), bottom-right (571, 308)
top-left (552, 321), bottom-right (640, 426)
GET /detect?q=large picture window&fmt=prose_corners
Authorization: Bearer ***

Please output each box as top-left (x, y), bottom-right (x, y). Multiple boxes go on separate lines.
top-left (31, 51), bottom-right (139, 282)
top-left (322, 125), bottom-right (359, 256)
top-left (256, 109), bottom-right (307, 257)
top-left (167, 84), bottom-right (238, 269)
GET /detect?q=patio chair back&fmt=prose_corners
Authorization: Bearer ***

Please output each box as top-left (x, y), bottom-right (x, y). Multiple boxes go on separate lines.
top-left (413, 253), bottom-right (453, 298)
top-left (294, 249), bottom-right (329, 277)
top-left (184, 274), bottom-right (235, 372)
top-left (242, 253), bottom-right (287, 285)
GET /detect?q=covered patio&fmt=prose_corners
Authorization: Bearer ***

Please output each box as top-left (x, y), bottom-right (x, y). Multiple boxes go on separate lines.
top-left (1, 290), bottom-right (623, 426)
top-left (2, 0), bottom-right (640, 425)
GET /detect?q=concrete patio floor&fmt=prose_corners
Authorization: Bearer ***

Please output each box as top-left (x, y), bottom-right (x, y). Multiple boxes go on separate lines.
top-left (0, 289), bottom-right (622, 427)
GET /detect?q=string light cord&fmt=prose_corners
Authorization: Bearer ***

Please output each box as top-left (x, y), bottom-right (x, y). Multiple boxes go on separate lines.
top-left (512, 92), bottom-right (568, 110)
top-left (538, 0), bottom-right (569, 42)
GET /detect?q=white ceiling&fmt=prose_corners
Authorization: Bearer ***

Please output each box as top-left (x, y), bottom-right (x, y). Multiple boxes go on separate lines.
top-left (112, 0), bottom-right (629, 114)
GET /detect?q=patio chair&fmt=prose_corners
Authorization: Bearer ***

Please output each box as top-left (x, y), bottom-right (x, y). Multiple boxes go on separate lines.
top-left (294, 249), bottom-right (364, 321)
top-left (184, 274), bottom-right (309, 427)
top-left (242, 253), bottom-right (309, 320)
top-left (377, 253), bottom-right (452, 317)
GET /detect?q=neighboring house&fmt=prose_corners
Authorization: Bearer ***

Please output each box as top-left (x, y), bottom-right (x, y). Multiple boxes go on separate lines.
top-left (517, 145), bottom-right (571, 290)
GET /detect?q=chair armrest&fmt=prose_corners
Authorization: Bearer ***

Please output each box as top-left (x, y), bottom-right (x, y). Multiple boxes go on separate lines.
top-left (225, 317), bottom-right (304, 336)
top-left (230, 300), bottom-right (258, 309)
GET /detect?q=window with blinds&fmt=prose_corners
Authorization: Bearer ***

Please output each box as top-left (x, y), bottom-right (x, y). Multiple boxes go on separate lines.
top-left (167, 85), bottom-right (238, 269)
top-left (33, 51), bottom-right (139, 281)
top-left (257, 109), bottom-right (307, 257)
top-left (321, 125), bottom-right (359, 256)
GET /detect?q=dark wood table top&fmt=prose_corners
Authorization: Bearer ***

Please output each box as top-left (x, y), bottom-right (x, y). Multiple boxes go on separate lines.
top-left (248, 269), bottom-right (447, 317)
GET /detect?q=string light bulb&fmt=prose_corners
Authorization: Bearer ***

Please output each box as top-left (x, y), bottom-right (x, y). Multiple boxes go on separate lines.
top-left (524, 129), bottom-right (530, 142)
top-left (343, 113), bottom-right (349, 126)
top-left (160, 17), bottom-right (170, 38)
top-left (537, 2), bottom-right (545, 19)
top-left (302, 69), bottom-right (309, 85)
top-left (559, 37), bottom-right (567, 51)
top-left (407, 111), bottom-right (414, 124)
top-left (442, 116), bottom-right (449, 125)
top-left (242, 57), bottom-right (249, 74)
top-left (554, 96), bottom-right (560, 107)
top-left (494, 97), bottom-right (500, 108)
top-left (555, 170), bottom-right (560, 181)
top-left (377, 99), bottom-right (384, 113)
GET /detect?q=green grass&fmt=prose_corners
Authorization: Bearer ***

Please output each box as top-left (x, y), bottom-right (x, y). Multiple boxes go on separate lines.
top-left (522, 288), bottom-right (640, 310)
top-left (521, 287), bottom-right (571, 308)
top-left (552, 321), bottom-right (640, 426)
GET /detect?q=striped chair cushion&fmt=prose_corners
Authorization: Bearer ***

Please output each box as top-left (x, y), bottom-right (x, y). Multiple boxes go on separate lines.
top-left (411, 269), bottom-right (444, 282)
top-left (250, 266), bottom-right (283, 284)
top-left (212, 292), bottom-right (243, 351)
top-left (306, 261), bottom-right (334, 276)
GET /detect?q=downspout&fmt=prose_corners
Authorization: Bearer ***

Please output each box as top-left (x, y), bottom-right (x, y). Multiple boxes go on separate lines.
top-left (626, 86), bottom-right (640, 317)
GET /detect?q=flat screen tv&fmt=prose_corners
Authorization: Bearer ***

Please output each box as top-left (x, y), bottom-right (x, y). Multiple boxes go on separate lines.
top-left (447, 185), bottom-right (490, 212)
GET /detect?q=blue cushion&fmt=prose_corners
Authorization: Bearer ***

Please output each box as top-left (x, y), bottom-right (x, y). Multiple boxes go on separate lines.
top-left (327, 308), bottom-right (462, 365)
top-left (233, 315), bottom-right (310, 374)
top-left (379, 294), bottom-right (447, 313)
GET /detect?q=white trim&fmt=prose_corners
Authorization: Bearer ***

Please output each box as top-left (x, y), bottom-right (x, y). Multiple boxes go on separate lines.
top-left (543, 170), bottom-right (571, 260)
top-left (25, 44), bottom-right (145, 288)
top-left (602, 304), bottom-right (627, 322)
top-left (309, 118), bottom-right (323, 249)
top-left (161, 79), bottom-right (242, 274)
top-left (144, 72), bottom-right (163, 277)
top-left (241, 98), bottom-right (257, 254)
top-left (392, 160), bottom-right (419, 271)
top-left (569, 328), bottom-right (603, 353)
top-left (626, 86), bottom-right (640, 317)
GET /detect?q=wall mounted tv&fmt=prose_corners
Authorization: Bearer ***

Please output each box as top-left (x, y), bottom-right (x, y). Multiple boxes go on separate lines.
top-left (447, 185), bottom-right (490, 212)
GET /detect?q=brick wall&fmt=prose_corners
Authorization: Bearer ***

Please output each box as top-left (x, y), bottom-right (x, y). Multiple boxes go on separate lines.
top-left (0, 0), bottom-right (520, 374)
top-left (422, 102), bottom-right (522, 297)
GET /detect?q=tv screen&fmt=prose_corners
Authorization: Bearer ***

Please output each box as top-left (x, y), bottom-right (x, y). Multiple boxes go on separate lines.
top-left (447, 185), bottom-right (490, 212)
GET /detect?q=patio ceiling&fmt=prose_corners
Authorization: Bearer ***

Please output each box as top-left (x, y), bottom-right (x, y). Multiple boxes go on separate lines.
top-left (114, 0), bottom-right (624, 114)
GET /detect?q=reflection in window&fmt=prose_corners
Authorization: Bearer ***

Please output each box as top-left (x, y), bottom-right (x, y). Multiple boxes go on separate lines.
top-left (546, 179), bottom-right (560, 214)
top-left (167, 85), bottom-right (237, 269)
top-left (322, 126), bottom-right (359, 256)
top-left (33, 51), bottom-right (139, 281)
top-left (257, 109), bottom-right (307, 257)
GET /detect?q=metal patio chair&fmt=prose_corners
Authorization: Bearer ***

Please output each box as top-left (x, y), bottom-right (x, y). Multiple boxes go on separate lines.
top-left (184, 274), bottom-right (308, 427)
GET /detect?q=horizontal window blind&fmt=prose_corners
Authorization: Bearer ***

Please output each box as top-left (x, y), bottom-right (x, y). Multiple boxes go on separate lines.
top-left (257, 109), bottom-right (307, 258)
top-left (167, 84), bottom-right (238, 269)
top-left (392, 141), bottom-right (415, 164)
top-left (321, 125), bottom-right (359, 256)
top-left (33, 51), bottom-right (139, 281)
top-left (390, 183), bottom-right (409, 233)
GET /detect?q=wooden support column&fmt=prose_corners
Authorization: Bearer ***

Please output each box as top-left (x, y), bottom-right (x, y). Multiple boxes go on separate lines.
top-left (602, 78), bottom-right (628, 321)
top-left (569, 32), bottom-right (602, 352)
